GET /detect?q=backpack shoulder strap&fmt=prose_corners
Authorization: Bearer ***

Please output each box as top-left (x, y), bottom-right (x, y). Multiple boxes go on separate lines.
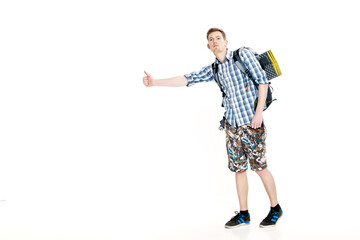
top-left (232, 48), bottom-right (247, 73)
top-left (233, 48), bottom-right (256, 83)
top-left (212, 62), bottom-right (226, 98)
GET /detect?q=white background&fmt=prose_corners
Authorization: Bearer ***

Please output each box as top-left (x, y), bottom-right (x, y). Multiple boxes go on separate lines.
top-left (1, 0), bottom-right (359, 239)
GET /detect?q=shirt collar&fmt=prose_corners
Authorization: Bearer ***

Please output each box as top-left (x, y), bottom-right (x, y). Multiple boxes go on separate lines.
top-left (215, 49), bottom-right (232, 64)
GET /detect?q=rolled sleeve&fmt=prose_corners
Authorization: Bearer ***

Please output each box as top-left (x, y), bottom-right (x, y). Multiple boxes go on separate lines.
top-left (240, 48), bottom-right (269, 85)
top-left (184, 64), bottom-right (214, 87)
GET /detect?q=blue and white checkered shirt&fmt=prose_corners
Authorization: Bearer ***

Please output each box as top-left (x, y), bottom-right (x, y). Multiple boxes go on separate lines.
top-left (184, 47), bottom-right (269, 128)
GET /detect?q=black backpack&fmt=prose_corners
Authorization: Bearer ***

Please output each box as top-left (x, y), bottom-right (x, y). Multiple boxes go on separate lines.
top-left (212, 47), bottom-right (282, 129)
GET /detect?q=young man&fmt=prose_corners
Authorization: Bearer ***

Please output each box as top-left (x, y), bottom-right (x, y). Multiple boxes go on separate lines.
top-left (142, 28), bottom-right (282, 228)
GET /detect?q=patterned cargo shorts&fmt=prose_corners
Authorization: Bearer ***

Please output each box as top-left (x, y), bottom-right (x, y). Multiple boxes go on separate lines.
top-left (225, 120), bottom-right (267, 172)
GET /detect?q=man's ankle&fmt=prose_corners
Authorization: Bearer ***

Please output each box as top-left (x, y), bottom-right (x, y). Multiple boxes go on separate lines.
top-left (271, 204), bottom-right (281, 212)
top-left (240, 210), bottom-right (249, 216)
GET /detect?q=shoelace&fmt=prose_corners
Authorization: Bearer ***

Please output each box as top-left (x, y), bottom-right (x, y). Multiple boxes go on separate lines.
top-left (231, 211), bottom-right (246, 221)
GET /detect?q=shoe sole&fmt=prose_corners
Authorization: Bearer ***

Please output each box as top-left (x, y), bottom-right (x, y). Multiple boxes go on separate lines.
top-left (225, 222), bottom-right (250, 229)
top-left (259, 212), bottom-right (283, 228)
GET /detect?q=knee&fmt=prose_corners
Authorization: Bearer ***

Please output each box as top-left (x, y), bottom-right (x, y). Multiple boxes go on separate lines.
top-left (236, 170), bottom-right (247, 175)
top-left (256, 168), bottom-right (268, 177)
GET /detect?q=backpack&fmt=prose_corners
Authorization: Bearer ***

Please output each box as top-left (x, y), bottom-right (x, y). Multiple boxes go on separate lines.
top-left (212, 47), bottom-right (282, 130)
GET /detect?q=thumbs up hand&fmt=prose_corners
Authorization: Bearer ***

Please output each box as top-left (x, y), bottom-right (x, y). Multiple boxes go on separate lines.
top-left (143, 70), bottom-right (155, 87)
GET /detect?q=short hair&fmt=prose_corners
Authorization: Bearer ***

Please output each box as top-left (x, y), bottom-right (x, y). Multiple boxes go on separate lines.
top-left (206, 28), bottom-right (226, 40)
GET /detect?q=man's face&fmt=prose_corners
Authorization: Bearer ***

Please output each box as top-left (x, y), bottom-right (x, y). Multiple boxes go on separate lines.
top-left (207, 31), bottom-right (228, 54)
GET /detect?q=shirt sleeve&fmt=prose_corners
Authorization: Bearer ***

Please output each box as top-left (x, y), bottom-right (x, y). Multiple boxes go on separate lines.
top-left (240, 48), bottom-right (269, 85)
top-left (184, 64), bottom-right (214, 87)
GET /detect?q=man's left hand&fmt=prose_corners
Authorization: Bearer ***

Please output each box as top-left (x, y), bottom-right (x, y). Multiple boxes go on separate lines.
top-left (251, 112), bottom-right (263, 129)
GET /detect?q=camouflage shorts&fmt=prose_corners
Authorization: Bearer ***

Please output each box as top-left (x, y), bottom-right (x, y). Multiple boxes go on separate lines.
top-left (225, 120), bottom-right (267, 172)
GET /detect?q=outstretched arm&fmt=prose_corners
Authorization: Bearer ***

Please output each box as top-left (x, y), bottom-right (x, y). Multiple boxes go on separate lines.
top-left (143, 71), bottom-right (188, 87)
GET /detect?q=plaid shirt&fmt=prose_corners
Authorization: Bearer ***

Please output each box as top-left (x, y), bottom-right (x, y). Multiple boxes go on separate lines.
top-left (184, 47), bottom-right (269, 128)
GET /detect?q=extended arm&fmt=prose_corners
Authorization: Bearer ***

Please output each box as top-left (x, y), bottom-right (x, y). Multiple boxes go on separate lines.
top-left (143, 71), bottom-right (188, 87)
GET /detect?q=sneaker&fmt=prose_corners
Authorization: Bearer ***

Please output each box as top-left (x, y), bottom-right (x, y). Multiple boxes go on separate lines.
top-left (225, 211), bottom-right (250, 229)
top-left (259, 208), bottom-right (283, 228)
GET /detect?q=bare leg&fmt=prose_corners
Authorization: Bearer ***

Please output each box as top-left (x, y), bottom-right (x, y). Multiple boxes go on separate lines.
top-left (256, 168), bottom-right (278, 207)
top-left (235, 171), bottom-right (249, 210)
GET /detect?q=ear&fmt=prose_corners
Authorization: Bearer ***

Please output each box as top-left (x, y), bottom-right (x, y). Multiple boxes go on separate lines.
top-left (207, 43), bottom-right (210, 49)
top-left (225, 40), bottom-right (228, 47)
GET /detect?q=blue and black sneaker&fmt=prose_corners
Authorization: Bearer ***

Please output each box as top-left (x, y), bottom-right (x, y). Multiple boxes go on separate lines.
top-left (259, 208), bottom-right (283, 228)
top-left (225, 211), bottom-right (250, 229)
